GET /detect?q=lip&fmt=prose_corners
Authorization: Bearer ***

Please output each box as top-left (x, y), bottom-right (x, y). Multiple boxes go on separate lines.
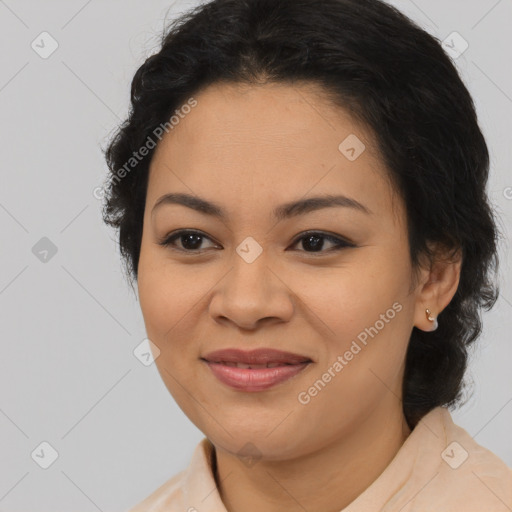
top-left (201, 348), bottom-right (312, 392)
top-left (202, 348), bottom-right (312, 365)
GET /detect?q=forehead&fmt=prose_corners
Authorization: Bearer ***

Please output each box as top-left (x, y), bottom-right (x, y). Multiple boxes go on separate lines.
top-left (155, 81), bottom-right (376, 161)
top-left (147, 82), bottom-right (400, 224)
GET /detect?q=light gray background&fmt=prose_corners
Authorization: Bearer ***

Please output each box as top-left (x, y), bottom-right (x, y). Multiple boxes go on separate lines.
top-left (0, 0), bottom-right (511, 510)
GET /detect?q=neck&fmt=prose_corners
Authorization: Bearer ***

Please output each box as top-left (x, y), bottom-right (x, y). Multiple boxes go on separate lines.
top-left (213, 401), bottom-right (411, 512)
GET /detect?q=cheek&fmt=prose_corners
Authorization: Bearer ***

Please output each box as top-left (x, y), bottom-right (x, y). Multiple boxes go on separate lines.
top-left (137, 256), bottom-right (215, 399)
top-left (137, 259), bottom-right (207, 410)
top-left (294, 257), bottom-right (405, 337)
top-left (295, 253), bottom-right (412, 385)
top-left (138, 254), bottom-right (202, 340)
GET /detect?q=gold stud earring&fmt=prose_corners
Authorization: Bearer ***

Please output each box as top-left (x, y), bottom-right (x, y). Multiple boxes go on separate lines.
top-left (425, 308), bottom-right (438, 331)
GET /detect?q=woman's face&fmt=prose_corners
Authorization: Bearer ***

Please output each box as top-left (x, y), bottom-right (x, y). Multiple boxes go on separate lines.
top-left (137, 82), bottom-right (428, 460)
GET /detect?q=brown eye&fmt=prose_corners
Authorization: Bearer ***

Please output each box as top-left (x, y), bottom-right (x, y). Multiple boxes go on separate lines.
top-left (289, 231), bottom-right (355, 254)
top-left (158, 229), bottom-right (355, 255)
top-left (158, 230), bottom-right (218, 252)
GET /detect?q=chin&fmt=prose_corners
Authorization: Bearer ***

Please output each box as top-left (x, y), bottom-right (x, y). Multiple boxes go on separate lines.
top-left (202, 419), bottom-right (309, 461)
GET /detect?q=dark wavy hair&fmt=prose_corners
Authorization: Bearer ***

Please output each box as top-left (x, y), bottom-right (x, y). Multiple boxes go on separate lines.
top-left (101, 0), bottom-right (502, 429)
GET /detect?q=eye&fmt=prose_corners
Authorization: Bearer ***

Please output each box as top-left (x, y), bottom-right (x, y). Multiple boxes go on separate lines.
top-left (157, 230), bottom-right (219, 252)
top-left (157, 229), bottom-right (355, 254)
top-left (289, 231), bottom-right (355, 254)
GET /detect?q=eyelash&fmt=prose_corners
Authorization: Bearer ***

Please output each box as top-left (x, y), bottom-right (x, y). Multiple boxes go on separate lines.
top-left (157, 229), bottom-right (355, 255)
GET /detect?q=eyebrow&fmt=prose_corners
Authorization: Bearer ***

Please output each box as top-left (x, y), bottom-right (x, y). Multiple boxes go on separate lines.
top-left (151, 192), bottom-right (373, 221)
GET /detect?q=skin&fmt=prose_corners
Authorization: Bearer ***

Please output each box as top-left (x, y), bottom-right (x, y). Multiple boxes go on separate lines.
top-left (137, 81), bottom-right (462, 512)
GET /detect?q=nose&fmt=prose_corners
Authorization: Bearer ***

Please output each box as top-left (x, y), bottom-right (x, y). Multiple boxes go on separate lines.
top-left (208, 250), bottom-right (295, 331)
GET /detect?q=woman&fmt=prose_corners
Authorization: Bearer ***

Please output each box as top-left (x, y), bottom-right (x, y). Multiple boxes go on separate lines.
top-left (101, 0), bottom-right (512, 510)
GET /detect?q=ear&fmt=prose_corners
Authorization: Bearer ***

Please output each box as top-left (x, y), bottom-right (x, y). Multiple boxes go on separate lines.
top-left (413, 243), bottom-right (462, 332)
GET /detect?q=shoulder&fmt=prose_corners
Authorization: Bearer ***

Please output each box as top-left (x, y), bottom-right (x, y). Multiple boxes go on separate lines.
top-left (125, 438), bottom-right (219, 512)
top-left (126, 469), bottom-right (188, 512)
top-left (409, 407), bottom-right (512, 511)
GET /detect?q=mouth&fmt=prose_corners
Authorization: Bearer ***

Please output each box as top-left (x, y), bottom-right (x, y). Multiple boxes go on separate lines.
top-left (208, 361), bottom-right (301, 368)
top-left (201, 348), bottom-right (313, 392)
top-left (202, 348), bottom-right (312, 365)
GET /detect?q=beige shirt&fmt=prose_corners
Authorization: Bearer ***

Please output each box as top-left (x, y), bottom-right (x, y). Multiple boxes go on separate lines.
top-left (128, 406), bottom-right (512, 511)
